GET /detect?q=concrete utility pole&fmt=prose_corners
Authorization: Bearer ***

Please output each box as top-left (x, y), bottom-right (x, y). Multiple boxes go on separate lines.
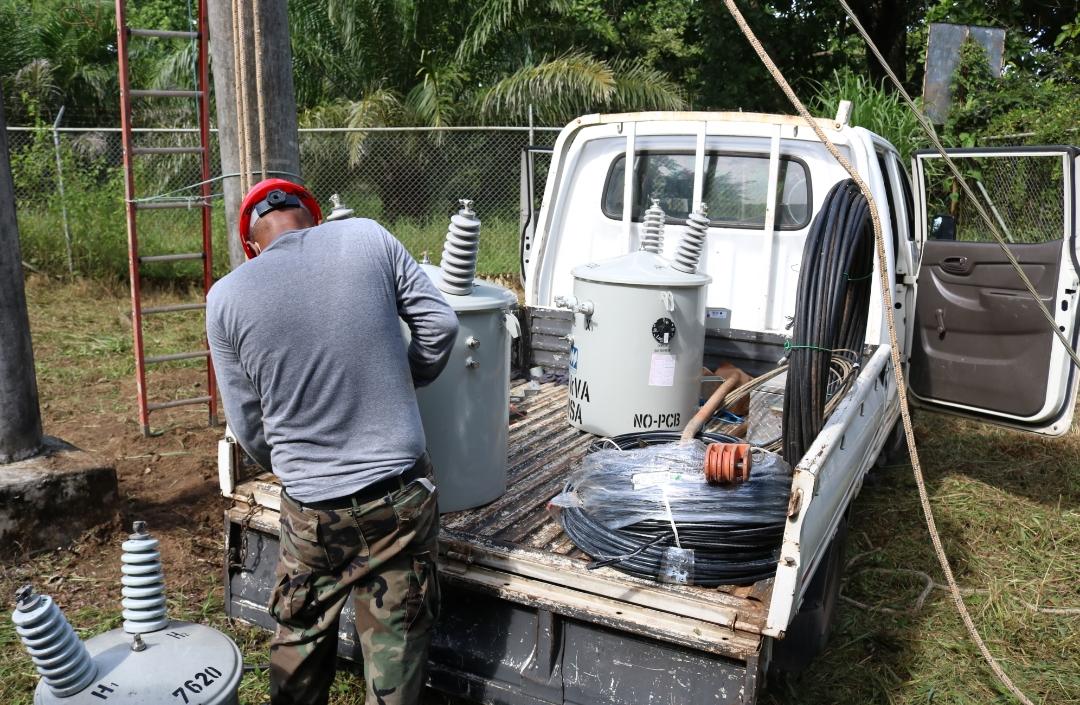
top-left (0, 92), bottom-right (43, 464)
top-left (207, 0), bottom-right (302, 269)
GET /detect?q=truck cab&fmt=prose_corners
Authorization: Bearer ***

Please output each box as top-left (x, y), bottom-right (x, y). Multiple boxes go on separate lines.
top-left (523, 111), bottom-right (1078, 435)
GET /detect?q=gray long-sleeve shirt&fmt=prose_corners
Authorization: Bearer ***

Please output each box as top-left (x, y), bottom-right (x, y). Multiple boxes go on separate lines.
top-left (206, 218), bottom-right (458, 502)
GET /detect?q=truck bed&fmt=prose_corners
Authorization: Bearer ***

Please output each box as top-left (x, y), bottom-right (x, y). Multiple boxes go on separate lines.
top-left (227, 383), bottom-right (768, 663)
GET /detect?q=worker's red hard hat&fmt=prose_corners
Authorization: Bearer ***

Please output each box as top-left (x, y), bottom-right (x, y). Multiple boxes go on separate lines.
top-left (238, 178), bottom-right (322, 259)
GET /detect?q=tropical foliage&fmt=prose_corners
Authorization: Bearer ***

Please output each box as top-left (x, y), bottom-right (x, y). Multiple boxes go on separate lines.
top-left (2, 0), bottom-right (1077, 142)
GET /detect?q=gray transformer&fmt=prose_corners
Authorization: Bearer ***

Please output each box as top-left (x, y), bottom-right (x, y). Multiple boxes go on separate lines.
top-left (411, 201), bottom-right (518, 513)
top-left (13, 523), bottom-right (242, 705)
top-left (560, 249), bottom-right (710, 437)
top-left (29, 622), bottom-right (243, 705)
top-left (415, 264), bottom-right (517, 512)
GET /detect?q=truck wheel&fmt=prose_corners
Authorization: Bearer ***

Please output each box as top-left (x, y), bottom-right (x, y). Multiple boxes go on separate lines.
top-left (874, 419), bottom-right (908, 468)
top-left (770, 518), bottom-right (848, 673)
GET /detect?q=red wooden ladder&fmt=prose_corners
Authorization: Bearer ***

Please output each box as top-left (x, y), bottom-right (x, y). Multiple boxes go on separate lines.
top-left (115, 0), bottom-right (217, 435)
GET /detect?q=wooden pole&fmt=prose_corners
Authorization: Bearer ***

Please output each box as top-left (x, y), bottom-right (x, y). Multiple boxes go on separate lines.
top-left (207, 0), bottom-right (303, 269)
top-left (0, 90), bottom-right (43, 463)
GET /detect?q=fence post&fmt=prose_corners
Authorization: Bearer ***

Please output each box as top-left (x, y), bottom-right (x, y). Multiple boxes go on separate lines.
top-left (51, 106), bottom-right (73, 275)
top-left (0, 91), bottom-right (44, 463)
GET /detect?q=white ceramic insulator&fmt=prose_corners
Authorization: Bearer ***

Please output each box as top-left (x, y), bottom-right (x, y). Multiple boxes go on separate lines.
top-left (673, 205), bottom-right (708, 273)
top-left (121, 532), bottom-right (168, 634)
top-left (439, 200), bottom-right (481, 296)
top-left (12, 592), bottom-right (97, 697)
top-left (641, 199), bottom-right (665, 254)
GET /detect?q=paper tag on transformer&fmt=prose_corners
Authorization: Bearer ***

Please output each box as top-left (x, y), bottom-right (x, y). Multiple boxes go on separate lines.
top-left (648, 352), bottom-right (677, 387)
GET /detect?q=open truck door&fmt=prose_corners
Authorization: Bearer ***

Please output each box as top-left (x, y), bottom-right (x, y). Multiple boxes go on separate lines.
top-left (909, 146), bottom-right (1080, 435)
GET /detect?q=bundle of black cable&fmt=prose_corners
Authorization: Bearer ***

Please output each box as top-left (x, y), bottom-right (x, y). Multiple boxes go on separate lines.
top-left (783, 179), bottom-right (874, 465)
top-left (557, 432), bottom-right (789, 587)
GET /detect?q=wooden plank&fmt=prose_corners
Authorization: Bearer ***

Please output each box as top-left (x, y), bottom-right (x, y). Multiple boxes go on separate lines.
top-left (529, 350), bottom-right (569, 369)
top-left (530, 334), bottom-right (572, 354)
top-left (443, 541), bottom-right (742, 630)
top-left (438, 562), bottom-right (761, 659)
top-left (442, 533), bottom-right (769, 633)
top-left (530, 320), bottom-right (573, 336)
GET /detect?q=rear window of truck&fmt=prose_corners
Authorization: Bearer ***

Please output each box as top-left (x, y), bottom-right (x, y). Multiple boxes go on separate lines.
top-left (602, 151), bottom-right (812, 230)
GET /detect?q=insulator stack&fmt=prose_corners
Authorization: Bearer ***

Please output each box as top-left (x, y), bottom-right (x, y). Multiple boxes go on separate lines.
top-left (439, 199), bottom-right (481, 296)
top-left (673, 203), bottom-right (709, 274)
top-left (11, 585), bottom-right (97, 697)
top-left (325, 193), bottom-right (354, 221)
top-left (120, 521), bottom-right (168, 634)
top-left (641, 199), bottom-right (665, 254)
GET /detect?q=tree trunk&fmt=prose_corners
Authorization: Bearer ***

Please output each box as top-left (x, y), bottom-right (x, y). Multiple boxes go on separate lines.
top-left (207, 0), bottom-right (303, 269)
top-left (851, 0), bottom-right (911, 90)
top-left (0, 90), bottom-right (43, 463)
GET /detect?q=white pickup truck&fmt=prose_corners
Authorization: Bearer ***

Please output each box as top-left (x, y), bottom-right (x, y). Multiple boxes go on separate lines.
top-left (219, 111), bottom-right (1079, 704)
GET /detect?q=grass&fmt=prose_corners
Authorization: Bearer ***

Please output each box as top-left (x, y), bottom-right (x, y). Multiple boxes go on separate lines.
top-left (16, 203), bottom-right (523, 284)
top-left (764, 414), bottom-right (1080, 704)
top-left (2, 278), bottom-right (1078, 704)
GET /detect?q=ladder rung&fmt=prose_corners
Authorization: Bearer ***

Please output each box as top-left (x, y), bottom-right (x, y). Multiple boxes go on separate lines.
top-left (145, 350), bottom-right (210, 364)
top-left (143, 303), bottom-right (207, 315)
top-left (130, 89), bottom-right (202, 99)
top-left (128, 28), bottom-right (199, 39)
top-left (132, 146), bottom-right (205, 155)
top-left (134, 200), bottom-right (210, 210)
top-left (148, 395), bottom-right (212, 411)
top-left (139, 252), bottom-right (204, 263)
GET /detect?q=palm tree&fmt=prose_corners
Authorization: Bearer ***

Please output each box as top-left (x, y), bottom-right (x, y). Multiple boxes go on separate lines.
top-left (290, 0), bottom-right (686, 134)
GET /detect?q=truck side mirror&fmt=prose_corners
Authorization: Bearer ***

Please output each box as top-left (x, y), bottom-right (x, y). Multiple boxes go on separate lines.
top-left (929, 214), bottom-right (956, 241)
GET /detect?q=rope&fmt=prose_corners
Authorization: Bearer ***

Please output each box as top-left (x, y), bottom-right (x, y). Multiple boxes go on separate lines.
top-left (835, 0), bottom-right (1080, 374)
top-left (842, 567), bottom-right (1080, 617)
top-left (251, 0), bottom-right (269, 179)
top-left (232, 0), bottom-right (255, 194)
top-left (230, 0), bottom-right (248, 195)
top-left (124, 170), bottom-right (303, 203)
top-left (719, 2), bottom-right (1038, 703)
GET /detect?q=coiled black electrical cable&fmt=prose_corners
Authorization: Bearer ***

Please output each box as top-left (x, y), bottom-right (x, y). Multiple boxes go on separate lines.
top-left (557, 431), bottom-right (788, 587)
top-left (783, 179), bottom-right (874, 464)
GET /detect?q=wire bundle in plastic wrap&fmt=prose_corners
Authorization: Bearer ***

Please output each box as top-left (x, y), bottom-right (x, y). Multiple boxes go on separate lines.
top-left (783, 179), bottom-right (873, 464)
top-left (550, 434), bottom-right (792, 586)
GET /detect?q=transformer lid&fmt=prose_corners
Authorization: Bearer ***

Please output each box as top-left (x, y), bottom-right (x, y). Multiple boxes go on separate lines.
top-left (56, 621), bottom-right (243, 705)
top-left (421, 263), bottom-right (517, 312)
top-left (572, 250), bottom-right (711, 287)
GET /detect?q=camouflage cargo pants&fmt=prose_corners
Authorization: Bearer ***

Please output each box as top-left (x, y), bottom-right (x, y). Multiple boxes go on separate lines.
top-left (268, 459), bottom-right (440, 705)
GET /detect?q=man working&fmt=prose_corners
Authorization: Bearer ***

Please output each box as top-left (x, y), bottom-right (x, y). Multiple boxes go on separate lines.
top-left (206, 178), bottom-right (459, 705)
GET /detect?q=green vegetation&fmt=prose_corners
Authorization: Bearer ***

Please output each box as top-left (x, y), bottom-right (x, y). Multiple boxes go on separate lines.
top-left (3, 0), bottom-right (1078, 280)
top-left (810, 71), bottom-right (926, 162)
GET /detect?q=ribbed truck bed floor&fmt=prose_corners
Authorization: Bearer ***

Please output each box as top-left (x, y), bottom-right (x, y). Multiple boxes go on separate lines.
top-left (228, 383), bottom-right (768, 662)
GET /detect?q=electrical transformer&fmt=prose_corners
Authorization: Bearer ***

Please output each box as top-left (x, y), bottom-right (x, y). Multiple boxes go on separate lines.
top-left (13, 522), bottom-right (242, 705)
top-left (558, 204), bottom-right (711, 437)
top-left (413, 200), bottom-right (518, 513)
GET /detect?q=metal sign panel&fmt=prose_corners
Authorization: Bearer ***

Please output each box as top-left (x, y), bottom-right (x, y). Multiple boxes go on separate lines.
top-left (923, 22), bottom-right (1006, 124)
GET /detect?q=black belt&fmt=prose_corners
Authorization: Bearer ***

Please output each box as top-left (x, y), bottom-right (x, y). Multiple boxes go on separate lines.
top-left (286, 455), bottom-right (429, 511)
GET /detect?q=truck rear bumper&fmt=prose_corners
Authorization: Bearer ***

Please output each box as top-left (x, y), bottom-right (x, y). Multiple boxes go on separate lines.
top-left (225, 515), bottom-right (762, 705)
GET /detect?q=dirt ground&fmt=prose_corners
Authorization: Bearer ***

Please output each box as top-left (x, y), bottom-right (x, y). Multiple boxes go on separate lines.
top-left (0, 278), bottom-right (295, 704)
top-left (3, 276), bottom-right (1078, 705)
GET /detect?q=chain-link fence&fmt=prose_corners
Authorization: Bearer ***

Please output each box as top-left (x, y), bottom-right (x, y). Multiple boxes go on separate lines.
top-left (7, 126), bottom-right (559, 281)
top-left (919, 152), bottom-right (1067, 243)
